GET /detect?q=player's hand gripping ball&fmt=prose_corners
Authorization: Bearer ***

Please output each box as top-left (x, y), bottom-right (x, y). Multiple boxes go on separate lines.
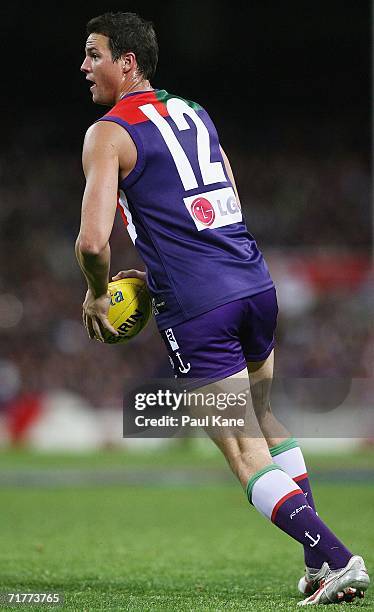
top-left (104, 277), bottom-right (152, 344)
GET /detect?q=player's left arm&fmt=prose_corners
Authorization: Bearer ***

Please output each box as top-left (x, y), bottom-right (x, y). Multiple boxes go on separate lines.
top-left (76, 121), bottom-right (122, 341)
top-left (220, 145), bottom-right (241, 208)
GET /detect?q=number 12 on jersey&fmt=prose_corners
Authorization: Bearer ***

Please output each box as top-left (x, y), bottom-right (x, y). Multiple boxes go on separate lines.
top-left (139, 98), bottom-right (226, 191)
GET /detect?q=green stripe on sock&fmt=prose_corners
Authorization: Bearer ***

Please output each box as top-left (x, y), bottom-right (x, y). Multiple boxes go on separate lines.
top-left (269, 437), bottom-right (298, 458)
top-left (246, 464), bottom-right (282, 504)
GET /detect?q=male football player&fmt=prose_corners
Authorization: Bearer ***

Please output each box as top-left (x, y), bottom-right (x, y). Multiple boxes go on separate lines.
top-left (76, 12), bottom-right (369, 605)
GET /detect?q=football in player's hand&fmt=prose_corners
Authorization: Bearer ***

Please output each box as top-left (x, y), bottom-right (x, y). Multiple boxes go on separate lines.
top-left (104, 277), bottom-right (152, 344)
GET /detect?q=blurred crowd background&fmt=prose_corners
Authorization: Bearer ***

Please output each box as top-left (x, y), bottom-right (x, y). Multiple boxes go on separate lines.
top-left (0, 1), bottom-right (371, 446)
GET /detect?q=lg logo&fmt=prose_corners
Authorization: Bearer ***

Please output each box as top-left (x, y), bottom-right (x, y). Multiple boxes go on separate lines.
top-left (191, 197), bottom-right (215, 227)
top-left (185, 187), bottom-right (242, 232)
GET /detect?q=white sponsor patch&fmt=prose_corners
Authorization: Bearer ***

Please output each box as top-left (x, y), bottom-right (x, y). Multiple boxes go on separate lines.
top-left (183, 186), bottom-right (242, 231)
top-left (165, 328), bottom-right (179, 351)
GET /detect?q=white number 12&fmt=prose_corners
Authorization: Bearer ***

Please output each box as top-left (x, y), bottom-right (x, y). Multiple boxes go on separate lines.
top-left (139, 98), bottom-right (226, 191)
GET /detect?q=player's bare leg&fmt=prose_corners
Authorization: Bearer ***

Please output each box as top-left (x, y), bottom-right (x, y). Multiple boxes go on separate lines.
top-left (189, 368), bottom-right (284, 486)
top-left (190, 369), bottom-right (273, 485)
top-left (190, 368), bottom-right (369, 604)
top-left (247, 350), bottom-right (290, 448)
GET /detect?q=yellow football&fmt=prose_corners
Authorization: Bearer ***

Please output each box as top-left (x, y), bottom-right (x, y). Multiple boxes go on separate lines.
top-left (104, 277), bottom-right (152, 344)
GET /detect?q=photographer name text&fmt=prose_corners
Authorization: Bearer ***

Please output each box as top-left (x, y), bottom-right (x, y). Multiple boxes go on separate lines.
top-left (134, 415), bottom-right (245, 428)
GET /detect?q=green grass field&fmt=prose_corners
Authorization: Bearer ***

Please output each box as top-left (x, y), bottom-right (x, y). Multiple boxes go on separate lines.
top-left (1, 447), bottom-right (373, 611)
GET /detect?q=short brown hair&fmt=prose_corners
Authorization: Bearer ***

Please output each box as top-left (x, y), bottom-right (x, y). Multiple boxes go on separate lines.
top-left (87, 12), bottom-right (158, 80)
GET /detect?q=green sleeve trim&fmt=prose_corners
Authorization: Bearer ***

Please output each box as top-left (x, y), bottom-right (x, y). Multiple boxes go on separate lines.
top-left (246, 464), bottom-right (282, 504)
top-left (269, 437), bottom-right (298, 458)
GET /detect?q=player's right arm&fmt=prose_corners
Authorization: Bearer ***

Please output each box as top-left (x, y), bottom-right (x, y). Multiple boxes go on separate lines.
top-left (76, 122), bottom-right (121, 289)
top-left (76, 121), bottom-right (123, 340)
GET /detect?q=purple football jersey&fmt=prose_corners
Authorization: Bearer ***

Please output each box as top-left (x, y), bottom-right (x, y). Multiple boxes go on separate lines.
top-left (99, 89), bottom-right (274, 330)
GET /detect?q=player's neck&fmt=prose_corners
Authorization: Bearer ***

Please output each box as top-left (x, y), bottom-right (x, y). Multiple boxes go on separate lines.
top-left (118, 78), bottom-right (153, 101)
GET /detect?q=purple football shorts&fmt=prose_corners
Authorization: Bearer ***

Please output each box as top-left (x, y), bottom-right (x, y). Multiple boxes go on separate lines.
top-left (160, 287), bottom-right (278, 387)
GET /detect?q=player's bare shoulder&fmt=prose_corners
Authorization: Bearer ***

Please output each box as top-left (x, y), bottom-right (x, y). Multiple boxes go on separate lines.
top-left (83, 121), bottom-right (137, 180)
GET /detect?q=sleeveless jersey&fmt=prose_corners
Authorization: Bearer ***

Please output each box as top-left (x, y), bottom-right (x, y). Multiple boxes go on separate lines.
top-left (99, 89), bottom-right (274, 330)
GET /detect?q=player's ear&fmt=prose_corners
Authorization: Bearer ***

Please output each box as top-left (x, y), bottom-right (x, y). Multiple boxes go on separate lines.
top-left (121, 52), bottom-right (136, 74)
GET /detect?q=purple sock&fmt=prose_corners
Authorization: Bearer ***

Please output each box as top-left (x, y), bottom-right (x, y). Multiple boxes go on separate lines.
top-left (247, 466), bottom-right (352, 570)
top-left (294, 474), bottom-right (324, 568)
top-left (274, 491), bottom-right (352, 570)
top-left (270, 438), bottom-right (324, 569)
